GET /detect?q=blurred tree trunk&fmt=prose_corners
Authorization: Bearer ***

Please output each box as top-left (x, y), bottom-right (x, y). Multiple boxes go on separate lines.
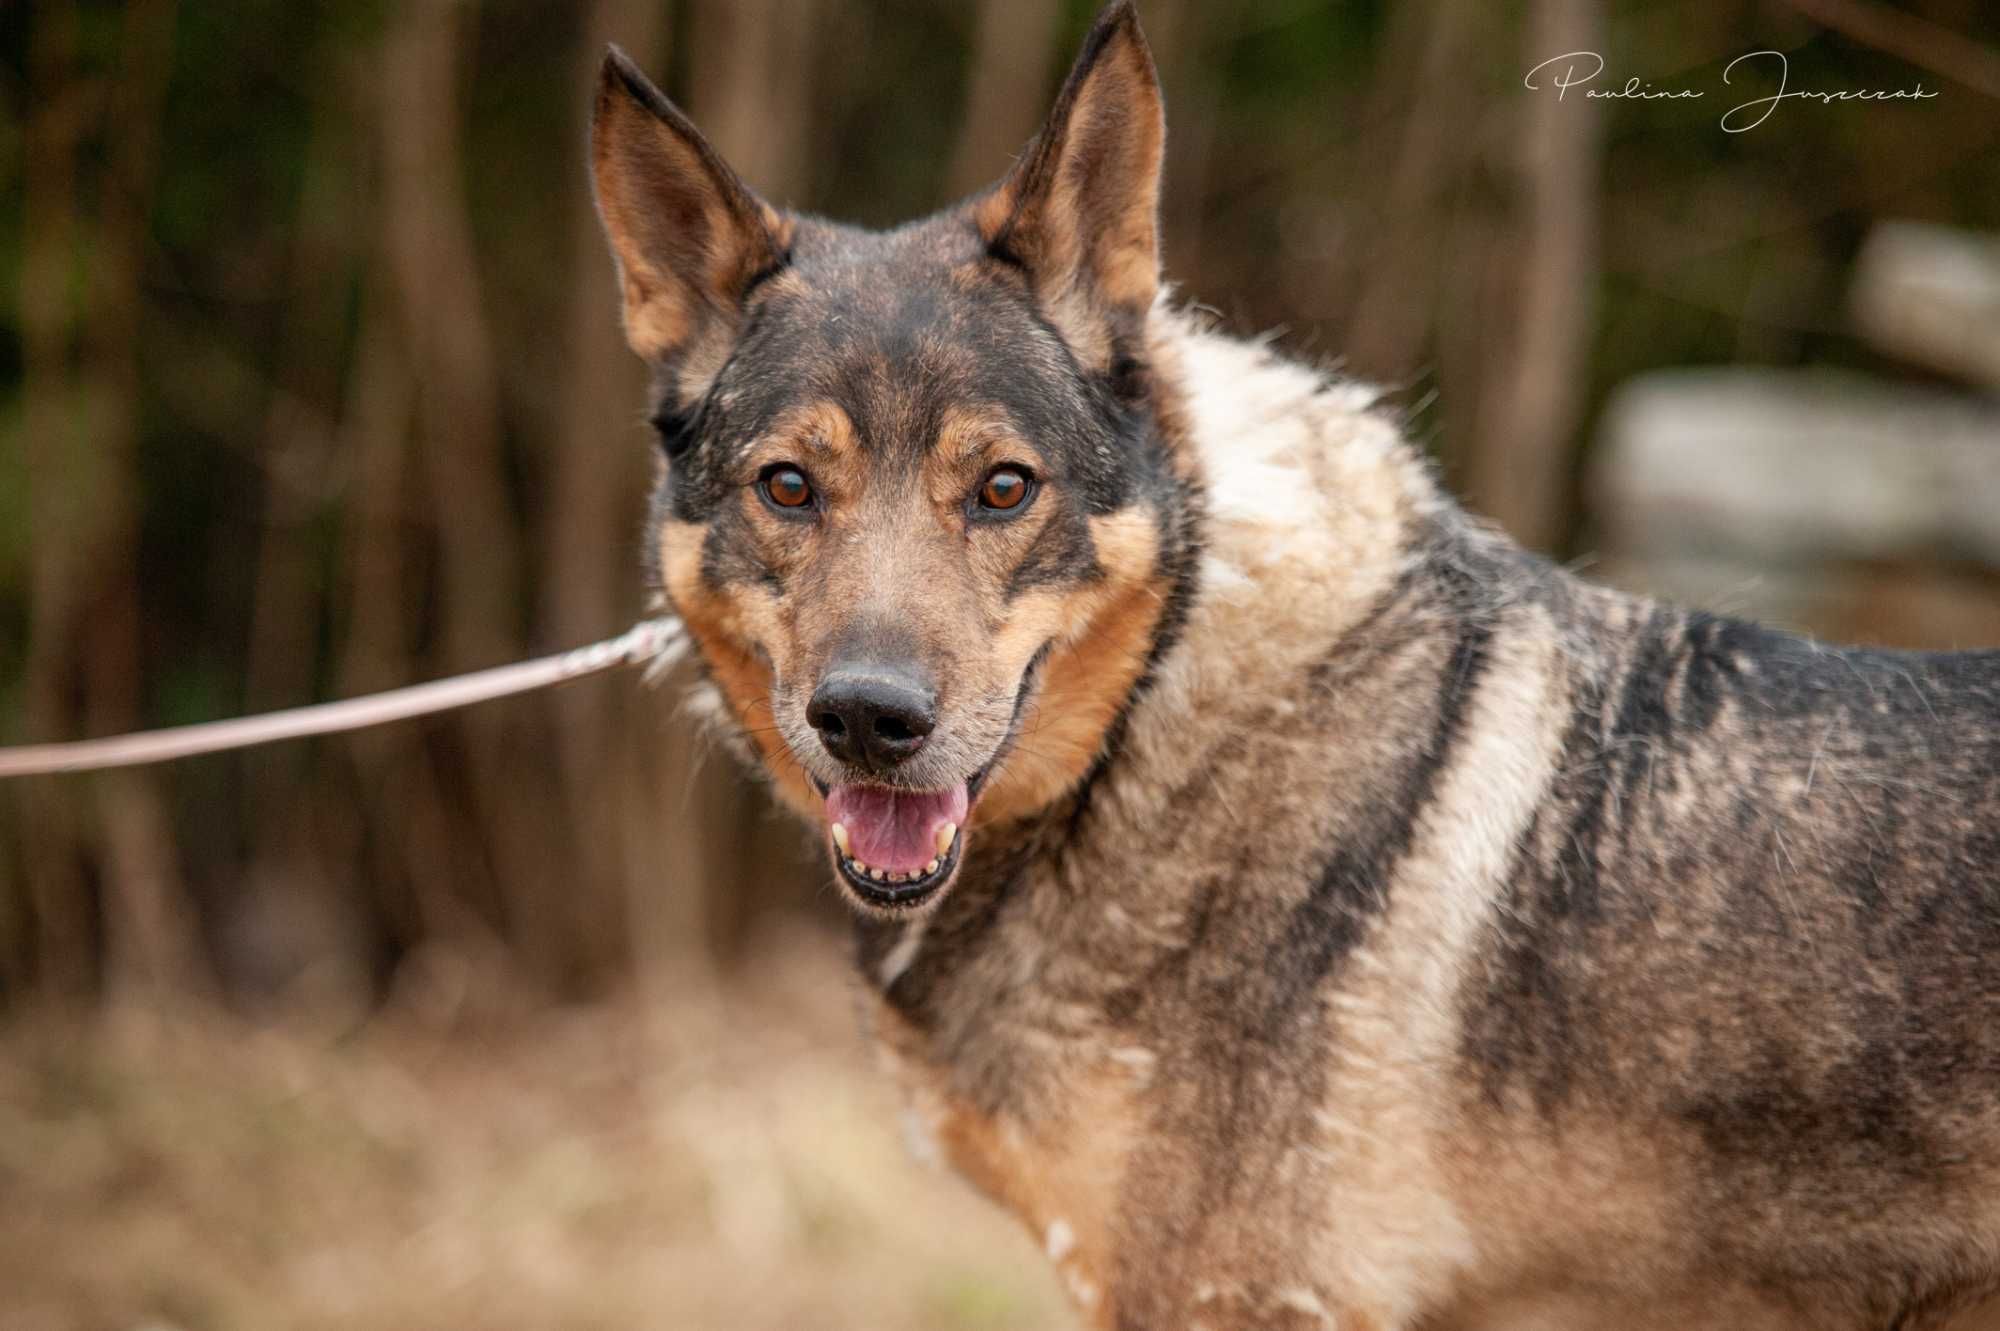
top-left (1341, 2), bottom-right (1490, 382)
top-left (1780, 0), bottom-right (2000, 100)
top-left (333, 255), bottom-right (439, 966)
top-left (1142, 0), bottom-right (1225, 274)
top-left (92, 0), bottom-right (208, 1002)
top-left (377, 0), bottom-right (572, 985)
top-left (225, 79), bottom-right (375, 1015)
top-left (686, 0), bottom-right (822, 202)
top-left (16, 0), bottom-right (205, 1001)
top-left (17, 0), bottom-right (95, 998)
top-left (378, 1), bottom-right (520, 670)
top-left (945, 0), bottom-right (1064, 200)
top-left (1472, 0), bottom-right (1608, 551)
top-left (1467, 0), bottom-right (1603, 553)
top-left (544, 0), bottom-right (703, 988)
top-left (335, 261), bottom-right (419, 702)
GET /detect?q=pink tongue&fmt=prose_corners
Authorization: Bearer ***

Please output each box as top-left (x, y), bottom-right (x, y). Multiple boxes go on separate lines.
top-left (826, 783), bottom-right (969, 874)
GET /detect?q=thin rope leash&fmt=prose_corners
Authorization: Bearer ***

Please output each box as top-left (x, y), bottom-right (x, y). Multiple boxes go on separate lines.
top-left (0, 617), bottom-right (688, 779)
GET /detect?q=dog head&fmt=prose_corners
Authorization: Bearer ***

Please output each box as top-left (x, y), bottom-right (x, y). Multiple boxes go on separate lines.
top-left (592, 2), bottom-right (1195, 914)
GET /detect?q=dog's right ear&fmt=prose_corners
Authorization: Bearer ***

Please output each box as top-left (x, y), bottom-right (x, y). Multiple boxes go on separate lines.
top-left (591, 48), bottom-right (790, 398)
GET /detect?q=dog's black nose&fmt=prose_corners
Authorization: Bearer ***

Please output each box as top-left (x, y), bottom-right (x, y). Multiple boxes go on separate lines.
top-left (808, 667), bottom-right (936, 772)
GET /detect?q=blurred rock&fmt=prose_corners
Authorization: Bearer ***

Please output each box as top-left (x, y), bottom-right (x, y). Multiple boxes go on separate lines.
top-left (1853, 222), bottom-right (2000, 392)
top-left (1588, 368), bottom-right (2000, 649)
top-left (1592, 369), bottom-right (2000, 563)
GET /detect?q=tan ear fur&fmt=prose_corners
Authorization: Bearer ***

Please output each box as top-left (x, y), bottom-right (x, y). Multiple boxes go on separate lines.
top-left (590, 48), bottom-right (791, 393)
top-left (974, 2), bottom-right (1165, 370)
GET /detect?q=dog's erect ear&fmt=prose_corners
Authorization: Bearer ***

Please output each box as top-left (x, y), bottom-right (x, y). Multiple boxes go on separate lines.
top-left (591, 47), bottom-right (790, 393)
top-left (975, 2), bottom-right (1164, 374)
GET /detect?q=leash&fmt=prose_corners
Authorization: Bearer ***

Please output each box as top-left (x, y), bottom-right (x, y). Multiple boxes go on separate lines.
top-left (0, 617), bottom-right (688, 779)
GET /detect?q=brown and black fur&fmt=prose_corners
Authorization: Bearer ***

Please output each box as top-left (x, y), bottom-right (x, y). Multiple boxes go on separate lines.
top-left (590, 6), bottom-right (2000, 1327)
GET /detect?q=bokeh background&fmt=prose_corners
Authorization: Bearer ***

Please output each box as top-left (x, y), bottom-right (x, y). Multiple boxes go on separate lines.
top-left (2, 1), bottom-right (1997, 1326)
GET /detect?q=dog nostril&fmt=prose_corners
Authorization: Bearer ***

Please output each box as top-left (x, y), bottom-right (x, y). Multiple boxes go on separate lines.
top-left (809, 666), bottom-right (936, 768)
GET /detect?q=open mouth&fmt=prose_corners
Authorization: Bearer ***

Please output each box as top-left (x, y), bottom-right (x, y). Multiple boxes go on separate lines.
top-left (824, 780), bottom-right (972, 909)
top-left (814, 646), bottom-right (1048, 909)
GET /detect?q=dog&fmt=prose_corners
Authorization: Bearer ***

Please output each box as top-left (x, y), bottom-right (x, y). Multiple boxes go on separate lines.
top-left (590, 5), bottom-right (2000, 1326)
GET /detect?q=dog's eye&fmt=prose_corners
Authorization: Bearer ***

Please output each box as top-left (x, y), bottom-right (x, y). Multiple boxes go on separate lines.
top-left (761, 465), bottom-right (813, 510)
top-left (978, 466), bottom-right (1032, 513)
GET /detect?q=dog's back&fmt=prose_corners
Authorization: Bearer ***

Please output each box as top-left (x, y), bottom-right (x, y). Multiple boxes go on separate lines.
top-left (1445, 588), bottom-right (2000, 1329)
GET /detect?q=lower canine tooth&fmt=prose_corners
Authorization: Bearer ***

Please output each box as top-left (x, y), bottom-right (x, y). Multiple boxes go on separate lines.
top-left (935, 823), bottom-right (957, 857)
top-left (831, 823), bottom-right (850, 854)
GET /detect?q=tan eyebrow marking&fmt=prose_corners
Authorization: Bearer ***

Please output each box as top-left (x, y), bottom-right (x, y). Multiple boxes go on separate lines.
top-left (742, 399), bottom-right (866, 505)
top-left (937, 404), bottom-right (1042, 468)
top-left (748, 399), bottom-right (860, 463)
top-left (928, 405), bottom-right (1049, 509)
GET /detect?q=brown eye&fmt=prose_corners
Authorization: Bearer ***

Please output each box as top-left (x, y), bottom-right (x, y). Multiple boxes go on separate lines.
top-left (762, 465), bottom-right (812, 509)
top-left (978, 466), bottom-right (1031, 513)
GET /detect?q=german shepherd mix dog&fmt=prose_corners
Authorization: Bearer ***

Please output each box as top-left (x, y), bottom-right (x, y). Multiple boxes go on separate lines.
top-left (591, 5), bottom-right (2000, 1327)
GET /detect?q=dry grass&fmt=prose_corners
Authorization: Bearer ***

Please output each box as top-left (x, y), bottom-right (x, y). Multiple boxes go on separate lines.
top-left (0, 926), bottom-right (1073, 1331)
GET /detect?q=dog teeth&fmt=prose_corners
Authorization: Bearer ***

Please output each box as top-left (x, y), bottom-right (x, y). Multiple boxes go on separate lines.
top-left (831, 822), bottom-right (850, 854)
top-left (843, 852), bottom-right (949, 886)
top-left (935, 823), bottom-right (957, 857)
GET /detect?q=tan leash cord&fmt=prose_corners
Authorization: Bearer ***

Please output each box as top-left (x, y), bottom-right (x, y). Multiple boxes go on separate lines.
top-left (0, 618), bottom-right (686, 779)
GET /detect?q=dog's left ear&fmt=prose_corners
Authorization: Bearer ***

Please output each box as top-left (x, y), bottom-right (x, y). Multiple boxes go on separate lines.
top-left (975, 1), bottom-right (1164, 382)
